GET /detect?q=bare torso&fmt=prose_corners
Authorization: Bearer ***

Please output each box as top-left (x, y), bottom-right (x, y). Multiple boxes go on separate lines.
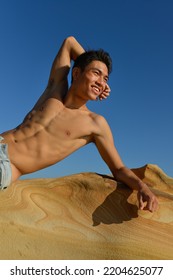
top-left (1, 87), bottom-right (99, 181)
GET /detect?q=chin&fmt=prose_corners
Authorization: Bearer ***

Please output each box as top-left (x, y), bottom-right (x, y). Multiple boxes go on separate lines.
top-left (90, 94), bottom-right (99, 101)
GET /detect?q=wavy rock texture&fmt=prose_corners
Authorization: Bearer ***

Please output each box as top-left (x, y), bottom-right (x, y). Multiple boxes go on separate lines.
top-left (0, 164), bottom-right (173, 260)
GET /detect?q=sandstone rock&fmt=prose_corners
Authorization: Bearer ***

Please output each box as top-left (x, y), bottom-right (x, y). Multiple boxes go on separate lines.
top-left (0, 164), bottom-right (172, 260)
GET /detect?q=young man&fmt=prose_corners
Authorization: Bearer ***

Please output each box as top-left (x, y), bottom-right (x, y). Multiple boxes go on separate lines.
top-left (0, 36), bottom-right (158, 212)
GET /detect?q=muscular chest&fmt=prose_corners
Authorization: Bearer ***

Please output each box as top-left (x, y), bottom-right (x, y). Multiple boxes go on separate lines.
top-left (38, 103), bottom-right (94, 142)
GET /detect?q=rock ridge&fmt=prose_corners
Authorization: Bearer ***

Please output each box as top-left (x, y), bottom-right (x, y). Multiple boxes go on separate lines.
top-left (0, 164), bottom-right (172, 260)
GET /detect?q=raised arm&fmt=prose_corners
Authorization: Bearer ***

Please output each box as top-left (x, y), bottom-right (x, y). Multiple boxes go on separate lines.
top-left (48, 36), bottom-right (85, 85)
top-left (93, 115), bottom-right (158, 212)
top-left (29, 36), bottom-right (85, 112)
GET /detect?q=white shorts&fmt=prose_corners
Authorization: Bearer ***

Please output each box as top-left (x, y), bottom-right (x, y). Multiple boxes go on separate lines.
top-left (0, 136), bottom-right (12, 190)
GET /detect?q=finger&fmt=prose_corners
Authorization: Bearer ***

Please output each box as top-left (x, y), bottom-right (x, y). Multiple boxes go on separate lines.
top-left (138, 194), bottom-right (145, 210)
top-left (104, 89), bottom-right (110, 94)
top-left (99, 87), bottom-right (111, 100)
top-left (103, 90), bottom-right (110, 96)
top-left (148, 196), bottom-right (159, 212)
top-left (99, 94), bottom-right (108, 100)
top-left (105, 84), bottom-right (111, 92)
top-left (144, 199), bottom-right (157, 212)
top-left (152, 198), bottom-right (159, 212)
top-left (104, 88), bottom-right (110, 94)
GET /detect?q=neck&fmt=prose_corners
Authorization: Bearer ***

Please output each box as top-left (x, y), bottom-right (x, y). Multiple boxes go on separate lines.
top-left (63, 88), bottom-right (88, 110)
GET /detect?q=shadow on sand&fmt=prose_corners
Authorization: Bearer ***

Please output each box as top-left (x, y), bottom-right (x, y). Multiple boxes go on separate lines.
top-left (92, 179), bottom-right (138, 226)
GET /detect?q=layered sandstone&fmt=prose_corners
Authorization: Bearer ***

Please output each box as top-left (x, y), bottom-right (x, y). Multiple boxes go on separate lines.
top-left (0, 164), bottom-right (173, 260)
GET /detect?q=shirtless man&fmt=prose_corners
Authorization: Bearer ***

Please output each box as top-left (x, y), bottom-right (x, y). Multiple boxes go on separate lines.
top-left (0, 36), bottom-right (158, 212)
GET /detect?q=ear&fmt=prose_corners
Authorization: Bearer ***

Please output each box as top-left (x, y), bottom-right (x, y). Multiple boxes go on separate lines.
top-left (72, 67), bottom-right (81, 81)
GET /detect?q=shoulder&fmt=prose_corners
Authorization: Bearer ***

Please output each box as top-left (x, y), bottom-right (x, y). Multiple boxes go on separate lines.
top-left (90, 112), bottom-right (109, 127)
top-left (89, 112), bottom-right (111, 137)
top-left (93, 114), bottom-right (108, 125)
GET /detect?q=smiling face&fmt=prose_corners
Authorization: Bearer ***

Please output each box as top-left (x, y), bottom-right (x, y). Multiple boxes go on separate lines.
top-left (72, 60), bottom-right (109, 101)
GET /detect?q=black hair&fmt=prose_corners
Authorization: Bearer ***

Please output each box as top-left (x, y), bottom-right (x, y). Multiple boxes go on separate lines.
top-left (72, 49), bottom-right (112, 76)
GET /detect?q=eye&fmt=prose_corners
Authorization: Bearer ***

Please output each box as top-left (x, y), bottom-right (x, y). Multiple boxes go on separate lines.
top-left (104, 76), bottom-right (108, 83)
top-left (93, 70), bottom-right (99, 75)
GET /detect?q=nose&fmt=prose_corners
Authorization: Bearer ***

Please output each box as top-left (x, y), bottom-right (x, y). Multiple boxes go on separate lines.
top-left (95, 76), bottom-right (105, 89)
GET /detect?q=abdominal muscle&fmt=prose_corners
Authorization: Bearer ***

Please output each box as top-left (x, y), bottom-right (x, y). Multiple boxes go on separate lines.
top-left (4, 127), bottom-right (87, 182)
top-left (2, 99), bottom-right (93, 181)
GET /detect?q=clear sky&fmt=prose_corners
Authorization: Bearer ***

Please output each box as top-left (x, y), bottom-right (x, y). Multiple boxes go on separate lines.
top-left (0, 0), bottom-right (172, 179)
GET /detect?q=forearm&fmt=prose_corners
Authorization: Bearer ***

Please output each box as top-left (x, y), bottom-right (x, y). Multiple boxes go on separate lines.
top-left (57, 36), bottom-right (85, 69)
top-left (66, 36), bottom-right (85, 61)
top-left (94, 112), bottom-right (158, 211)
top-left (113, 166), bottom-right (145, 191)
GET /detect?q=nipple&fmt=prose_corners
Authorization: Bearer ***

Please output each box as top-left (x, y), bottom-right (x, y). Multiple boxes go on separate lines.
top-left (65, 130), bottom-right (71, 136)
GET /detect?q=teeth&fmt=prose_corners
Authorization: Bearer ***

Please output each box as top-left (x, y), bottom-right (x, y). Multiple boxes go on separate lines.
top-left (93, 86), bottom-right (99, 92)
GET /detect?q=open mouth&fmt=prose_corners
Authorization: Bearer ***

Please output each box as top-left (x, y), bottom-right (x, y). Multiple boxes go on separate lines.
top-left (92, 86), bottom-right (101, 95)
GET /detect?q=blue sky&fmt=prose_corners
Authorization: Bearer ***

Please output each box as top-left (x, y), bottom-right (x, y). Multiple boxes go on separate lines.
top-left (0, 0), bottom-right (172, 179)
